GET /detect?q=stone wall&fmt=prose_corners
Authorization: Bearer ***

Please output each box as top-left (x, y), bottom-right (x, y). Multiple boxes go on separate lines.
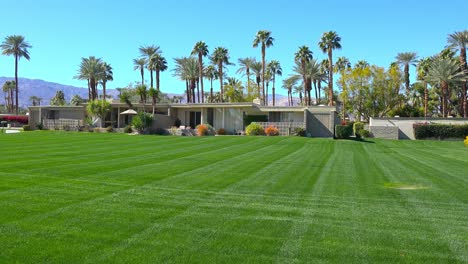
top-left (369, 126), bottom-right (398, 140)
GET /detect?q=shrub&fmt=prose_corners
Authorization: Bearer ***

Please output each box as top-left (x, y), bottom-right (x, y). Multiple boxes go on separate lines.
top-left (217, 128), bottom-right (226, 135)
top-left (246, 122), bottom-right (265, 136)
top-left (413, 123), bottom-right (468, 140)
top-left (359, 129), bottom-right (371, 138)
top-left (0, 115), bottom-right (28, 124)
top-left (124, 125), bottom-right (133, 133)
top-left (353, 122), bottom-right (365, 138)
top-left (335, 124), bottom-right (353, 139)
top-left (106, 126), bottom-right (113, 133)
top-left (265, 125), bottom-right (279, 136)
top-left (150, 128), bottom-right (169, 135)
top-left (196, 124), bottom-right (209, 136)
top-left (132, 112), bottom-right (153, 133)
top-left (63, 125), bottom-right (71, 131)
top-left (22, 125), bottom-right (31, 131)
top-left (36, 123), bottom-right (43, 130)
top-left (293, 127), bottom-right (306, 137)
top-left (465, 136), bottom-right (468, 147)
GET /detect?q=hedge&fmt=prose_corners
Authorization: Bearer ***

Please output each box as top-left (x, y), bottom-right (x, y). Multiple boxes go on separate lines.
top-left (0, 115), bottom-right (28, 124)
top-left (413, 123), bottom-right (468, 140)
top-left (335, 124), bottom-right (353, 139)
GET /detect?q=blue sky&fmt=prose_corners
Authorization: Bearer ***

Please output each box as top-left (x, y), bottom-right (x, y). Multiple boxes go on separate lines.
top-left (0, 0), bottom-right (466, 96)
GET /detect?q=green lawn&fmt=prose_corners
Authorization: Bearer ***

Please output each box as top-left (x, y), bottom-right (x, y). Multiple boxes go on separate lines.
top-left (0, 132), bottom-right (467, 263)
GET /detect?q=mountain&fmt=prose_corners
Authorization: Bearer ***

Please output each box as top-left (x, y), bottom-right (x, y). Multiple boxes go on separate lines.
top-left (0, 77), bottom-right (302, 108)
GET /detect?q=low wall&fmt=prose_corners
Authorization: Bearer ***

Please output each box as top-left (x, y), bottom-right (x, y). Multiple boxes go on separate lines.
top-left (370, 126), bottom-right (399, 140)
top-left (152, 114), bottom-right (176, 129)
top-left (256, 122), bottom-right (305, 136)
top-left (43, 119), bottom-right (83, 130)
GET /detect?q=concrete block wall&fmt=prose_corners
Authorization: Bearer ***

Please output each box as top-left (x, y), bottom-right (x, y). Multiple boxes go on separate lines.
top-left (370, 126), bottom-right (399, 140)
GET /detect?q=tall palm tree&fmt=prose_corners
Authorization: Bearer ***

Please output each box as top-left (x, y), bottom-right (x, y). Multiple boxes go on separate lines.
top-left (253, 30), bottom-right (274, 105)
top-left (267, 60), bottom-right (282, 106)
top-left (294, 46), bottom-right (313, 105)
top-left (1, 35), bottom-right (32, 114)
top-left (133, 58), bottom-right (146, 86)
top-left (425, 57), bottom-right (467, 117)
top-left (319, 31), bottom-right (342, 106)
top-left (282, 75), bottom-right (299, 106)
top-left (2, 80), bottom-right (15, 112)
top-left (210, 47), bottom-right (231, 102)
top-left (447, 30), bottom-right (468, 117)
top-left (75, 56), bottom-right (104, 101)
top-left (99, 62), bottom-right (113, 100)
top-left (204, 65), bottom-right (218, 102)
top-left (173, 57), bottom-right (199, 103)
top-left (334, 56), bottom-right (351, 72)
top-left (149, 54), bottom-right (168, 91)
top-left (191, 41), bottom-right (209, 103)
top-left (237, 57), bottom-right (255, 98)
top-left (148, 87), bottom-right (160, 115)
top-left (250, 61), bottom-right (263, 101)
top-left (139, 45), bottom-right (161, 88)
top-left (396, 52), bottom-right (418, 94)
top-left (417, 57), bottom-right (432, 117)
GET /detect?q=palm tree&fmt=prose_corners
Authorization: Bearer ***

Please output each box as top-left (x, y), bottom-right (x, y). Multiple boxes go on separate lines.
top-left (210, 47), bottom-right (231, 102)
top-left (250, 61), bottom-right (263, 101)
top-left (294, 46), bottom-right (313, 106)
top-left (355, 60), bottom-right (370, 69)
top-left (75, 56), bottom-right (104, 101)
top-left (133, 58), bottom-right (146, 86)
top-left (191, 41), bottom-right (209, 103)
top-left (173, 57), bottom-right (199, 103)
top-left (237, 57), bottom-right (255, 98)
top-left (139, 45), bottom-right (161, 88)
top-left (148, 87), bottom-right (160, 115)
top-left (425, 57), bottom-right (467, 117)
top-left (2, 81), bottom-right (15, 112)
top-left (396, 52), bottom-right (419, 94)
top-left (99, 62), bottom-right (113, 100)
top-left (253, 30), bottom-right (274, 105)
top-left (1, 35), bottom-right (32, 114)
top-left (334, 56), bottom-right (351, 72)
top-left (29, 95), bottom-right (42, 106)
top-left (447, 30), bottom-right (468, 117)
top-left (204, 65), bottom-right (218, 102)
top-left (267, 60), bottom-right (282, 106)
top-left (282, 76), bottom-right (299, 106)
top-left (319, 31), bottom-right (342, 106)
top-left (417, 57), bottom-right (432, 117)
top-left (149, 54), bottom-right (168, 91)
top-left (136, 84), bottom-right (148, 104)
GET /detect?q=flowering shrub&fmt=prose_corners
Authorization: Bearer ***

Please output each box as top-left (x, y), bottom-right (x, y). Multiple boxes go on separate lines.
top-left (245, 122), bottom-right (264, 136)
top-left (196, 124), bottom-right (209, 136)
top-left (216, 128), bottom-right (226, 135)
top-left (0, 115), bottom-right (28, 124)
top-left (465, 136), bottom-right (468, 147)
top-left (264, 125), bottom-right (279, 136)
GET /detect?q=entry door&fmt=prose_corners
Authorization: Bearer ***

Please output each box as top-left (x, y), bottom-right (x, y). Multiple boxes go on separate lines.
top-left (189, 111), bottom-right (201, 128)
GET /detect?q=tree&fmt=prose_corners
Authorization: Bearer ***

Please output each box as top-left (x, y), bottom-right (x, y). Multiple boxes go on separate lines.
top-left (99, 62), bottom-right (113, 100)
top-left (224, 77), bottom-right (245, 102)
top-left (417, 57), bottom-right (432, 117)
top-left (237, 57), bottom-right (255, 98)
top-left (204, 65), bottom-right (218, 102)
top-left (319, 31), bottom-right (341, 106)
top-left (75, 56), bottom-right (104, 101)
top-left (210, 47), bottom-right (231, 102)
top-left (447, 30), bottom-right (468, 117)
top-left (250, 61), bottom-right (263, 101)
top-left (267, 60), bottom-right (282, 106)
top-left (133, 58), bottom-right (146, 86)
top-left (191, 41), bottom-right (209, 103)
top-left (425, 57), bottom-right (467, 117)
top-left (173, 57), bottom-right (199, 103)
top-left (2, 81), bottom-right (15, 112)
top-left (253, 30), bottom-right (274, 105)
top-left (29, 96), bottom-right (42, 106)
top-left (139, 45), bottom-right (161, 88)
top-left (70, 94), bottom-right (86, 106)
top-left (335, 56), bottom-right (351, 72)
top-left (282, 76), bottom-right (300, 106)
top-left (396, 52), bottom-right (419, 94)
top-left (148, 87), bottom-right (161, 115)
top-left (135, 84), bottom-right (148, 104)
top-left (1, 35), bottom-right (32, 114)
top-left (50, 90), bottom-right (66, 106)
top-left (149, 53), bottom-right (168, 91)
top-left (86, 99), bottom-right (111, 128)
top-left (294, 46), bottom-right (313, 106)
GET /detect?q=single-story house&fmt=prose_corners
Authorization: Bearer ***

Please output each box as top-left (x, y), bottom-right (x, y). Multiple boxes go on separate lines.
top-left (29, 102), bottom-right (339, 137)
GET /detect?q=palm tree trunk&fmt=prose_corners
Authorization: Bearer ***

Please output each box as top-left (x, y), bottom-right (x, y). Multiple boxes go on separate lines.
top-left (150, 69), bottom-right (154, 88)
top-left (185, 80), bottom-right (190, 103)
top-left (442, 82), bottom-right (447, 117)
top-left (404, 64), bottom-right (410, 94)
top-left (424, 81), bottom-right (428, 117)
top-left (87, 79), bottom-right (91, 101)
top-left (15, 55), bottom-right (19, 115)
top-left (103, 81), bottom-right (107, 101)
top-left (261, 45), bottom-right (266, 105)
top-left (196, 78), bottom-right (200, 103)
top-left (272, 75), bottom-right (276, 106)
top-left (318, 81), bottom-right (322, 105)
top-left (156, 70), bottom-right (160, 91)
top-left (266, 82), bottom-right (269, 106)
top-left (140, 68), bottom-right (144, 86)
top-left (313, 80), bottom-right (318, 105)
top-left (461, 47), bottom-right (467, 117)
top-left (307, 78), bottom-right (312, 106)
top-left (246, 69), bottom-right (251, 98)
top-left (199, 54), bottom-right (204, 103)
top-left (219, 63), bottom-right (224, 102)
top-left (328, 50), bottom-right (333, 106)
top-left (210, 78), bottom-right (213, 103)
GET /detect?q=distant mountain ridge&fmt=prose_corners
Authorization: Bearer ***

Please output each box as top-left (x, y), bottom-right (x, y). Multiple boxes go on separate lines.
top-left (0, 77), bottom-right (300, 108)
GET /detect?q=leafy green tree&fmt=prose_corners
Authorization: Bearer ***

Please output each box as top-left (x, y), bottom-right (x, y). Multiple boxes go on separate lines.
top-left (149, 53), bottom-right (168, 91)
top-left (396, 52), bottom-right (419, 94)
top-left (237, 57), bottom-right (255, 98)
top-left (224, 77), bottom-right (244, 102)
top-left (50, 90), bottom-right (66, 106)
top-left (1, 35), bottom-right (32, 114)
top-left (447, 30), bottom-right (468, 117)
top-left (425, 57), bottom-right (467, 117)
top-left (417, 57), bottom-right (433, 117)
top-left (133, 58), bottom-right (146, 86)
top-left (70, 94), bottom-right (86, 106)
top-left (319, 31), bottom-right (341, 106)
top-left (210, 47), bottom-right (231, 102)
top-left (75, 56), bottom-right (104, 101)
top-left (132, 111), bottom-right (153, 133)
top-left (139, 45), bottom-right (161, 88)
top-left (204, 65), bottom-right (218, 102)
top-left (86, 99), bottom-right (111, 128)
top-left (294, 46), bottom-right (313, 105)
top-left (253, 30), bottom-right (274, 105)
top-left (191, 41), bottom-right (209, 103)
top-left (148, 87), bottom-right (161, 115)
top-left (267, 60), bottom-right (282, 106)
